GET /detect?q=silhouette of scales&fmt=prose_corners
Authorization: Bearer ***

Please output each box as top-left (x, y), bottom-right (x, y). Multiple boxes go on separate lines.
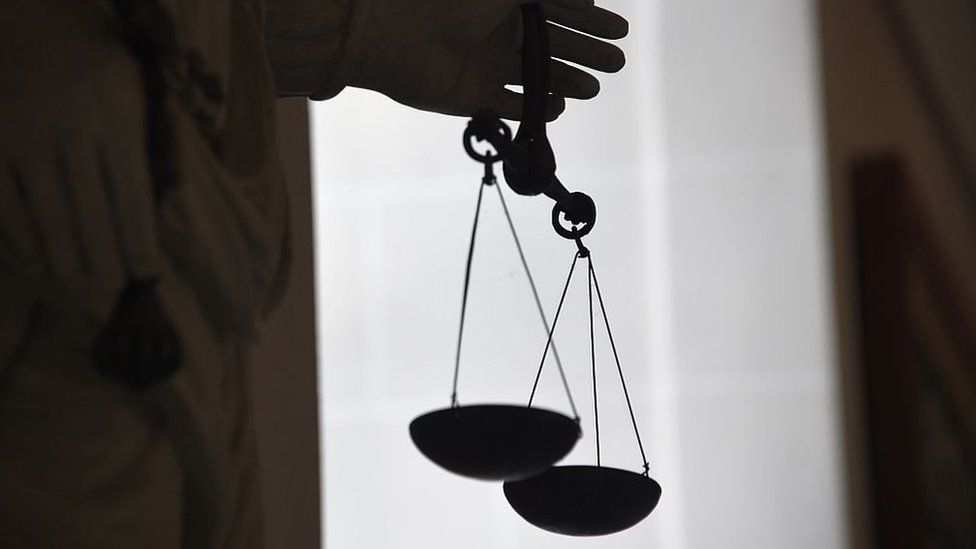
top-left (409, 3), bottom-right (661, 537)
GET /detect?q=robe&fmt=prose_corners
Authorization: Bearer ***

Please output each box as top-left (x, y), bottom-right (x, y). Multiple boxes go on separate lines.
top-left (0, 0), bottom-right (349, 546)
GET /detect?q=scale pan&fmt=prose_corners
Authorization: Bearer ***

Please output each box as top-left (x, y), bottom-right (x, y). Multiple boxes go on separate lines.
top-left (503, 465), bottom-right (661, 536)
top-left (410, 405), bottom-right (580, 481)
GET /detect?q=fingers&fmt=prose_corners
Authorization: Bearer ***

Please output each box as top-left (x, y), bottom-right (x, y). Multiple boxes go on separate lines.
top-left (509, 60), bottom-right (600, 99)
top-left (493, 89), bottom-right (566, 122)
top-left (548, 22), bottom-right (625, 73)
top-left (551, 60), bottom-right (600, 99)
top-left (516, 0), bottom-right (593, 10)
top-left (545, 3), bottom-right (629, 39)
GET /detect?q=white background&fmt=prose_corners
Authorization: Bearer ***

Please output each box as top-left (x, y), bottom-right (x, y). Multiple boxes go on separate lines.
top-left (311, 1), bottom-right (846, 547)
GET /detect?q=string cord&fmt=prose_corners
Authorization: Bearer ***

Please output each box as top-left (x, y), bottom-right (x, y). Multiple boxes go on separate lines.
top-left (450, 179), bottom-right (487, 407)
top-left (589, 258), bottom-right (650, 475)
top-left (588, 256), bottom-right (600, 465)
top-left (528, 252), bottom-right (580, 407)
top-left (494, 184), bottom-right (579, 420)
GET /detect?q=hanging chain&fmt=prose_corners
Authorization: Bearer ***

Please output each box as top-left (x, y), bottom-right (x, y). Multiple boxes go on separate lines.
top-left (495, 184), bottom-right (579, 420)
top-left (452, 152), bottom-right (581, 419)
top-left (589, 256), bottom-right (650, 476)
top-left (588, 255), bottom-right (600, 466)
top-left (460, 112), bottom-right (650, 475)
top-left (527, 251), bottom-right (581, 407)
top-left (450, 157), bottom-right (492, 407)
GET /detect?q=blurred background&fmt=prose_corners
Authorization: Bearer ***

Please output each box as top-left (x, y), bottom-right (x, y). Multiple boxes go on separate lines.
top-left (253, 0), bottom-right (976, 548)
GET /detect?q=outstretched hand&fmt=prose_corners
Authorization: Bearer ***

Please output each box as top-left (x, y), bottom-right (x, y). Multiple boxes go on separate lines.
top-left (346, 0), bottom-right (628, 121)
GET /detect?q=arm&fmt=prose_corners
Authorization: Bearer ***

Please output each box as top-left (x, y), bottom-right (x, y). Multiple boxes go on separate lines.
top-left (264, 0), bottom-right (363, 99)
top-left (263, 0), bottom-right (628, 119)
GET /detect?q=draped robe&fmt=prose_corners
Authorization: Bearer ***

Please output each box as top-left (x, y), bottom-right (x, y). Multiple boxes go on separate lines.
top-left (0, 0), bottom-right (351, 546)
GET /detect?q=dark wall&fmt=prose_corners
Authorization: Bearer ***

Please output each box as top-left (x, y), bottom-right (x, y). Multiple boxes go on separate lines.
top-left (819, 1), bottom-right (976, 548)
top-left (250, 98), bottom-right (320, 549)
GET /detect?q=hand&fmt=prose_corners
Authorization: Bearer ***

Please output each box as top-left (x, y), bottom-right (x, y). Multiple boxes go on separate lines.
top-left (345, 0), bottom-right (628, 120)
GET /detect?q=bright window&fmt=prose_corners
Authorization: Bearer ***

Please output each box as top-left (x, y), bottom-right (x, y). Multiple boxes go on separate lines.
top-left (312, 1), bottom-right (845, 547)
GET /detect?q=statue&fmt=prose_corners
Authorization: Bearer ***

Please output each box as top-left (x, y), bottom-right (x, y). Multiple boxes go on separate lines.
top-left (0, 0), bottom-right (627, 546)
